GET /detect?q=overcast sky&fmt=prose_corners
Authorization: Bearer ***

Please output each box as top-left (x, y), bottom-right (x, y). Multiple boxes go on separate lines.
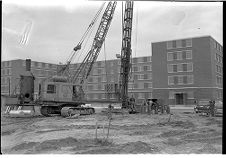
top-left (2, 0), bottom-right (223, 64)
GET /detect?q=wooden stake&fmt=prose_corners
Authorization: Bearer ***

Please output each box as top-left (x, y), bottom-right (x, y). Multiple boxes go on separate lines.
top-left (95, 121), bottom-right (98, 140)
top-left (107, 118), bottom-right (111, 139)
top-left (168, 114), bottom-right (172, 122)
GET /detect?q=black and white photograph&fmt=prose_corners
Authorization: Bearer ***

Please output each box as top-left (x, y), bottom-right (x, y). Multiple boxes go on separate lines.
top-left (1, 0), bottom-right (223, 155)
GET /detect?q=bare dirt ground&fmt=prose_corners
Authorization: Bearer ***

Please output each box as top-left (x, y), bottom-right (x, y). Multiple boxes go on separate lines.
top-left (1, 108), bottom-right (222, 154)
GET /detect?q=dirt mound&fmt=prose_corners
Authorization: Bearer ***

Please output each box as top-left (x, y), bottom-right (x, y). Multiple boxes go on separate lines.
top-left (12, 142), bottom-right (38, 151)
top-left (205, 118), bottom-right (222, 126)
top-left (196, 144), bottom-right (218, 154)
top-left (169, 121), bottom-right (195, 129)
top-left (1, 129), bottom-right (16, 136)
top-left (11, 137), bottom-right (79, 153)
top-left (181, 131), bottom-right (222, 144)
top-left (159, 129), bottom-right (188, 137)
top-left (163, 138), bottom-right (183, 146)
top-left (118, 141), bottom-right (159, 154)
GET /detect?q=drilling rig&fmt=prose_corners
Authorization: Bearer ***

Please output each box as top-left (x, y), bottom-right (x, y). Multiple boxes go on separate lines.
top-left (119, 1), bottom-right (134, 110)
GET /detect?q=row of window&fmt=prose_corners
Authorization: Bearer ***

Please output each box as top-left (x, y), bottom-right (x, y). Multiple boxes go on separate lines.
top-left (128, 82), bottom-right (153, 89)
top-left (68, 57), bottom-right (151, 70)
top-left (31, 69), bottom-right (57, 77)
top-left (87, 76), bottom-right (108, 83)
top-left (167, 50), bottom-right (192, 61)
top-left (132, 57), bottom-right (152, 64)
top-left (1, 61), bottom-right (12, 68)
top-left (168, 63), bottom-right (193, 73)
top-left (216, 76), bottom-right (223, 85)
top-left (213, 40), bottom-right (223, 53)
top-left (216, 65), bottom-right (223, 74)
top-left (216, 90), bottom-right (222, 99)
top-left (133, 74), bottom-right (152, 80)
top-left (132, 65), bottom-right (152, 72)
top-left (168, 75), bottom-right (194, 85)
top-left (1, 77), bottom-right (11, 85)
top-left (86, 82), bottom-right (153, 91)
top-left (1, 68), bottom-right (12, 76)
top-left (22, 61), bottom-right (57, 69)
top-left (86, 92), bottom-right (152, 100)
top-left (215, 53), bottom-right (223, 64)
top-left (167, 39), bottom-right (192, 49)
top-left (1, 85), bottom-right (10, 92)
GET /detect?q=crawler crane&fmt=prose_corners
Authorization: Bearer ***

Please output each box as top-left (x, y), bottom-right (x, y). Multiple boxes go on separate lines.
top-left (5, 2), bottom-right (117, 117)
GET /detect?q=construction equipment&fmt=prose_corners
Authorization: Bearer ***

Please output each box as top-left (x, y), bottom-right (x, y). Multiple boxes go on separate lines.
top-left (5, 2), bottom-right (117, 117)
top-left (119, 1), bottom-right (134, 110)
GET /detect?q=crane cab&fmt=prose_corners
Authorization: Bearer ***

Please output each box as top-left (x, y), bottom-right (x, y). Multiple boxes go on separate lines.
top-left (38, 76), bottom-right (85, 102)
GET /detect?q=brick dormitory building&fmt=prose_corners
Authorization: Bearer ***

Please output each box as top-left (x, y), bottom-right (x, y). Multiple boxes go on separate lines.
top-left (1, 35), bottom-right (223, 105)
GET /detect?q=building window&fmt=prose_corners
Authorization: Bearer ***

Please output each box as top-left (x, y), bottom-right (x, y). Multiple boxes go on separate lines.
top-left (169, 91), bottom-right (175, 99)
top-left (133, 66), bottom-right (139, 72)
top-left (176, 40), bottom-right (182, 48)
top-left (174, 76), bottom-right (178, 85)
top-left (177, 64), bottom-right (183, 72)
top-left (133, 83), bottom-right (138, 89)
top-left (148, 82), bottom-right (153, 88)
top-left (185, 39), bottom-right (192, 47)
top-left (177, 51), bottom-right (182, 60)
top-left (172, 40), bottom-right (176, 48)
top-left (173, 65), bottom-right (177, 72)
top-left (173, 52), bottom-right (177, 60)
top-left (88, 85), bottom-right (93, 91)
top-left (167, 52), bottom-right (174, 61)
top-left (97, 77), bottom-right (101, 83)
top-left (168, 76), bottom-right (174, 85)
top-left (143, 74), bottom-right (149, 80)
top-left (182, 64), bottom-right (187, 72)
top-left (97, 62), bottom-right (102, 67)
top-left (144, 83), bottom-right (149, 89)
top-left (178, 75), bottom-right (183, 85)
top-left (97, 69), bottom-right (102, 75)
top-left (186, 50), bottom-right (192, 59)
top-left (216, 76), bottom-right (222, 85)
top-left (38, 62), bottom-right (42, 68)
top-left (143, 57), bottom-right (148, 62)
top-left (143, 65), bottom-right (150, 71)
top-left (133, 74), bottom-right (139, 80)
top-left (187, 75), bottom-right (194, 84)
top-left (167, 41), bottom-right (173, 49)
top-left (133, 58), bottom-right (138, 64)
top-left (47, 84), bottom-right (56, 93)
top-left (187, 63), bottom-right (193, 72)
top-left (183, 76), bottom-right (187, 84)
top-left (167, 64), bottom-right (173, 73)
top-left (97, 84), bottom-right (102, 90)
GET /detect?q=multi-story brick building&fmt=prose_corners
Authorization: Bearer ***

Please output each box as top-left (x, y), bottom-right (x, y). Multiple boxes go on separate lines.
top-left (152, 36), bottom-right (223, 105)
top-left (1, 60), bottom-right (58, 98)
top-left (1, 56), bottom-right (152, 104)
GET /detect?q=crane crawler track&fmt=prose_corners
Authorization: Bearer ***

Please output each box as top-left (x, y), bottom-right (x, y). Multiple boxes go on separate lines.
top-left (61, 106), bottom-right (95, 117)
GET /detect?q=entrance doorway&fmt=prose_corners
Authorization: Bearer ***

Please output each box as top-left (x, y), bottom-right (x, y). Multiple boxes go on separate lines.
top-left (175, 93), bottom-right (184, 105)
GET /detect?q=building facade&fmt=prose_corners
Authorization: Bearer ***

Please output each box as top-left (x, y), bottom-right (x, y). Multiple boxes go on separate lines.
top-left (1, 60), bottom-right (58, 98)
top-left (1, 56), bottom-right (152, 104)
top-left (152, 36), bottom-right (223, 105)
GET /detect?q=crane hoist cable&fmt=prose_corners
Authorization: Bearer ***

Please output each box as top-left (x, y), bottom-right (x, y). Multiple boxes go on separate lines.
top-left (61, 2), bottom-right (106, 73)
top-left (70, 2), bottom-right (117, 85)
